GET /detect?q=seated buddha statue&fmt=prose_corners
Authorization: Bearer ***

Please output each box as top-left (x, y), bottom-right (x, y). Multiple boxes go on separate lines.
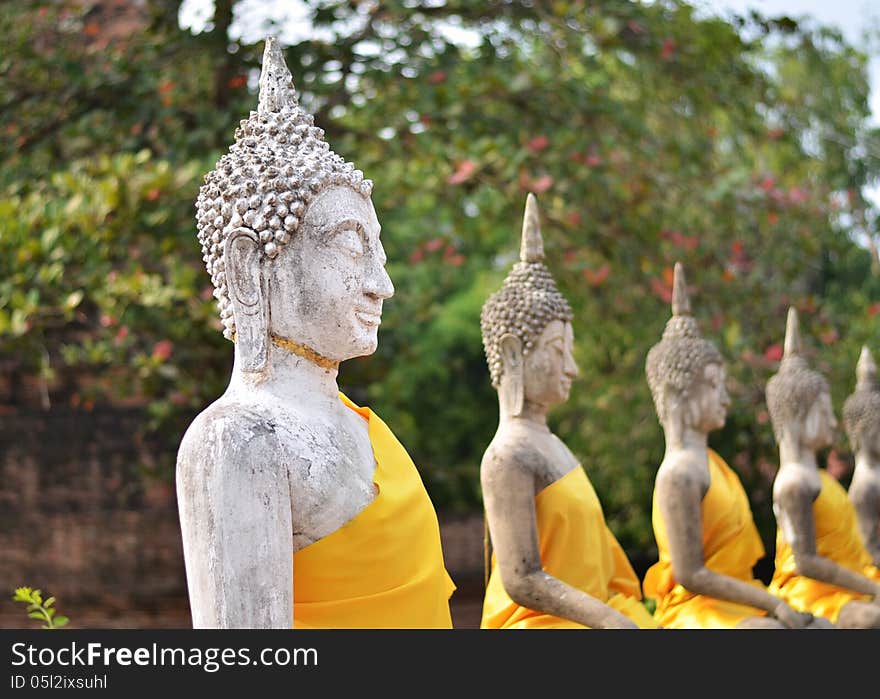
top-left (478, 193), bottom-right (657, 629)
top-left (175, 38), bottom-right (455, 628)
top-left (843, 346), bottom-right (880, 567)
top-left (766, 308), bottom-right (880, 628)
top-left (642, 264), bottom-right (826, 628)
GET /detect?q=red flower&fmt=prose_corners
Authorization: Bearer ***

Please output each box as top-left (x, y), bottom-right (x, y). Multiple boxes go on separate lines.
top-left (764, 343), bottom-right (783, 362)
top-left (530, 175), bottom-right (554, 193)
top-left (651, 277), bottom-right (672, 304)
top-left (425, 237), bottom-right (445, 253)
top-left (583, 265), bottom-right (611, 288)
top-left (447, 160), bottom-right (476, 185)
top-left (660, 38), bottom-right (676, 61)
top-left (820, 329), bottom-right (838, 345)
top-left (152, 340), bottom-right (173, 362)
top-left (446, 254), bottom-right (466, 267)
top-left (427, 70), bottom-right (447, 85)
top-left (527, 135), bottom-right (549, 152)
top-left (114, 326), bottom-right (129, 346)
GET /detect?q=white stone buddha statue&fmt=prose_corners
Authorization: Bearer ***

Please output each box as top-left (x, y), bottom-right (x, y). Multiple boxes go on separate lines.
top-left (843, 346), bottom-right (880, 567)
top-left (176, 37), bottom-right (455, 628)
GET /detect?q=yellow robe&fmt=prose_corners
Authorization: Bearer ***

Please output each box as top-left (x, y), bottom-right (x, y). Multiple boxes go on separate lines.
top-left (769, 469), bottom-right (880, 623)
top-left (292, 393), bottom-right (456, 628)
top-left (480, 465), bottom-right (657, 629)
top-left (643, 449), bottom-right (770, 628)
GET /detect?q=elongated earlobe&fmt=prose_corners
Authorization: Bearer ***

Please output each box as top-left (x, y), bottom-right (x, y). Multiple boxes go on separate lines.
top-left (224, 227), bottom-right (269, 373)
top-left (499, 333), bottom-right (524, 417)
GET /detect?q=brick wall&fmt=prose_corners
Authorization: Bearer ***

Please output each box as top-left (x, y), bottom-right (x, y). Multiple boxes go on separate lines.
top-left (0, 407), bottom-right (486, 628)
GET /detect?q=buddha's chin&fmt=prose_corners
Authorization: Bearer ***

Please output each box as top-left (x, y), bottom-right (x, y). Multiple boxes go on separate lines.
top-left (343, 331), bottom-right (379, 359)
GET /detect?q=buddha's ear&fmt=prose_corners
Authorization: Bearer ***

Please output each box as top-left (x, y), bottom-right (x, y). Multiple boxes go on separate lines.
top-left (499, 333), bottom-right (524, 417)
top-left (224, 227), bottom-right (269, 373)
top-left (662, 389), bottom-right (685, 432)
top-left (803, 401), bottom-right (821, 446)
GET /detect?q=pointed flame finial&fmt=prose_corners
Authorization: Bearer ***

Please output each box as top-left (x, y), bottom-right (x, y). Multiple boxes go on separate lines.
top-left (519, 193), bottom-right (545, 263)
top-left (856, 345), bottom-right (877, 388)
top-left (671, 262), bottom-right (691, 317)
top-left (258, 36), bottom-right (297, 114)
top-left (783, 306), bottom-right (802, 359)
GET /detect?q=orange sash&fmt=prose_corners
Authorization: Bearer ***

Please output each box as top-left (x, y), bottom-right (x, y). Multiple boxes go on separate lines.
top-left (292, 393), bottom-right (455, 628)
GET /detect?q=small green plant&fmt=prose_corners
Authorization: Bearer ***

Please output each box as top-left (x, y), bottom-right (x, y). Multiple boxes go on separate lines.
top-left (12, 587), bottom-right (69, 629)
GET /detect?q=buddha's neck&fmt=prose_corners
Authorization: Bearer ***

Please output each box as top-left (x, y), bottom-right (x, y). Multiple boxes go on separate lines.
top-left (229, 341), bottom-right (341, 408)
top-left (499, 398), bottom-right (549, 429)
top-left (662, 416), bottom-right (708, 453)
top-left (853, 452), bottom-right (880, 482)
top-left (778, 433), bottom-right (818, 470)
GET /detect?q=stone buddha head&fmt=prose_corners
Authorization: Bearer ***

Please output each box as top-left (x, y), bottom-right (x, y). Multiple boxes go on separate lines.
top-left (480, 194), bottom-right (577, 418)
top-left (843, 346), bottom-right (880, 460)
top-left (766, 307), bottom-right (836, 451)
top-left (645, 262), bottom-right (729, 437)
top-left (195, 37), bottom-right (393, 374)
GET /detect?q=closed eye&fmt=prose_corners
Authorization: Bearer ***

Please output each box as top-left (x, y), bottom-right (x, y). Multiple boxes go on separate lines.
top-left (334, 228), bottom-right (364, 256)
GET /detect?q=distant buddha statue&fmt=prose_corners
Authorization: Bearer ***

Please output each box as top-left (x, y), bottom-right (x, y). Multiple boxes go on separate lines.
top-left (478, 194), bottom-right (656, 629)
top-left (766, 308), bottom-right (880, 628)
top-left (176, 37), bottom-right (455, 628)
top-left (843, 346), bottom-right (880, 567)
top-left (643, 264), bottom-right (826, 628)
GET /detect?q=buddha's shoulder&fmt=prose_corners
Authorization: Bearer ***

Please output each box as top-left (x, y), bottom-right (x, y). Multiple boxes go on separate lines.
top-left (656, 450), bottom-right (710, 490)
top-left (177, 395), bottom-right (309, 467)
top-left (772, 462), bottom-right (821, 503)
top-left (480, 430), bottom-right (555, 477)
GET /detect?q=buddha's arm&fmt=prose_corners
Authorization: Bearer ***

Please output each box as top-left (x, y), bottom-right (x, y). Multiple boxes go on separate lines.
top-left (853, 494), bottom-right (880, 567)
top-left (777, 482), bottom-right (880, 598)
top-left (177, 423), bottom-right (294, 628)
top-left (657, 467), bottom-right (791, 617)
top-left (482, 454), bottom-right (637, 629)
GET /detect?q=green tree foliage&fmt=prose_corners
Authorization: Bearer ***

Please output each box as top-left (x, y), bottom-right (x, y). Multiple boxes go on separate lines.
top-left (2, 0), bottom-right (879, 555)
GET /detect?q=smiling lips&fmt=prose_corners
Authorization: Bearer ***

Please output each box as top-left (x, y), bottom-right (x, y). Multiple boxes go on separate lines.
top-left (355, 308), bottom-right (382, 327)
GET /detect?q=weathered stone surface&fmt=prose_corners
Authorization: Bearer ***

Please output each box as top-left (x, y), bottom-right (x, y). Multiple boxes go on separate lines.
top-left (646, 267), bottom-right (818, 628)
top-left (767, 309), bottom-right (880, 627)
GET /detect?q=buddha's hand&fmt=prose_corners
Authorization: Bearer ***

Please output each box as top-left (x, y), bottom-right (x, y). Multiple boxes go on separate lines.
top-left (603, 613), bottom-right (639, 630)
top-left (771, 601), bottom-right (813, 629)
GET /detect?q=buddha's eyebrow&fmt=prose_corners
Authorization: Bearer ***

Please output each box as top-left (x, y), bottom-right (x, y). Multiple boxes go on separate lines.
top-left (324, 218), bottom-right (366, 233)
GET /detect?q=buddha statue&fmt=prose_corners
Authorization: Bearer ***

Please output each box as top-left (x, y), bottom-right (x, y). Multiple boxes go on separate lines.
top-left (176, 37), bottom-right (455, 628)
top-left (642, 264), bottom-right (827, 628)
top-left (766, 308), bottom-right (880, 628)
top-left (478, 194), bottom-right (657, 629)
top-left (843, 346), bottom-right (880, 567)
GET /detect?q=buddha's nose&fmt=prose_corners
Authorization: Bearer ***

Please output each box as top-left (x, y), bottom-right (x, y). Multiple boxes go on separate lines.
top-left (565, 353), bottom-right (579, 379)
top-left (365, 257), bottom-right (394, 300)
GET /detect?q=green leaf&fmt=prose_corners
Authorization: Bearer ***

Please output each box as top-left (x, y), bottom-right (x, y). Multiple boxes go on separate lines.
top-left (44, 597), bottom-right (55, 608)
top-left (12, 587), bottom-right (32, 602)
top-left (28, 612), bottom-right (45, 620)
top-left (54, 616), bottom-right (69, 628)
top-left (64, 290), bottom-right (84, 311)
